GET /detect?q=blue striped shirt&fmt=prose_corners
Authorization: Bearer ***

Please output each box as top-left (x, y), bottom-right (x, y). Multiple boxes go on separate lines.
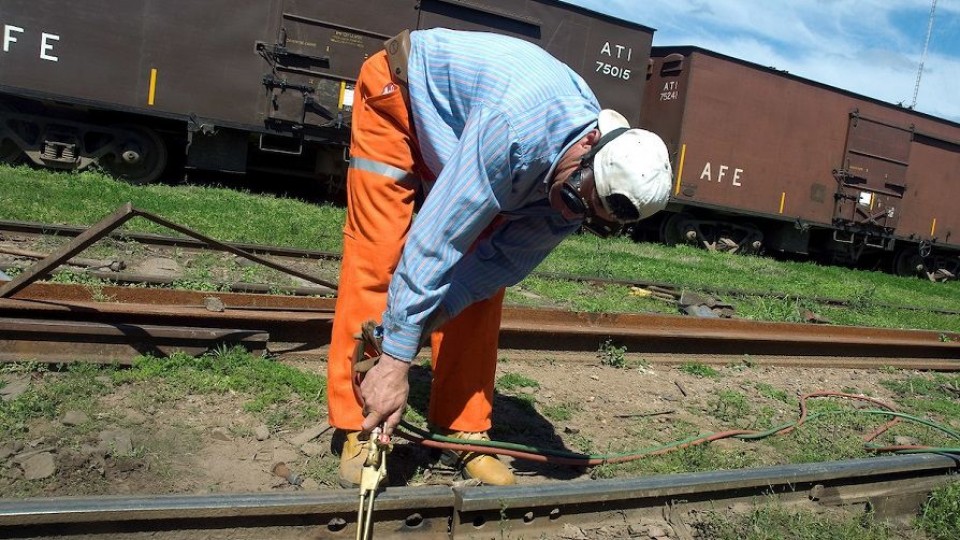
top-left (381, 29), bottom-right (600, 361)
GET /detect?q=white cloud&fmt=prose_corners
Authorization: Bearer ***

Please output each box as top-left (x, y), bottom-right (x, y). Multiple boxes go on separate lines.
top-left (563, 0), bottom-right (960, 121)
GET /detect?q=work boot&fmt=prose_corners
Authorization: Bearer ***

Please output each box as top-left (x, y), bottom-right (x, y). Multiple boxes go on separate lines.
top-left (333, 429), bottom-right (370, 488)
top-left (441, 431), bottom-right (516, 486)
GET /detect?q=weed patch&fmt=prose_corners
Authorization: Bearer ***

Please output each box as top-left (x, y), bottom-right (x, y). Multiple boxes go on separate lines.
top-left (679, 363), bottom-right (720, 378)
top-left (596, 338), bottom-right (627, 368)
top-left (495, 373), bottom-right (539, 392)
top-left (113, 347), bottom-right (326, 429)
top-left (696, 503), bottom-right (894, 540)
top-left (918, 481), bottom-right (960, 540)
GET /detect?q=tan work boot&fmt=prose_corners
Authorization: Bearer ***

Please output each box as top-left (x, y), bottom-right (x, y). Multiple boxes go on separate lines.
top-left (334, 429), bottom-right (371, 488)
top-left (441, 431), bottom-right (516, 486)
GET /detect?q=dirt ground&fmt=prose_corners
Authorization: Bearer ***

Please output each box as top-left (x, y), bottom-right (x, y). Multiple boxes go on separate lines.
top-left (0, 354), bottom-right (931, 494)
top-left (1, 355), bottom-right (943, 540)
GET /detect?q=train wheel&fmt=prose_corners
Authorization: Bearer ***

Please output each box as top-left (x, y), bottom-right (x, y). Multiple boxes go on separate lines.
top-left (660, 212), bottom-right (694, 246)
top-left (100, 125), bottom-right (168, 184)
top-left (893, 247), bottom-right (924, 277)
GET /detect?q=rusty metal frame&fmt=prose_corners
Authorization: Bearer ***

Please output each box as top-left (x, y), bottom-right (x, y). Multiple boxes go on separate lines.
top-left (0, 317), bottom-right (268, 363)
top-left (0, 203), bottom-right (337, 298)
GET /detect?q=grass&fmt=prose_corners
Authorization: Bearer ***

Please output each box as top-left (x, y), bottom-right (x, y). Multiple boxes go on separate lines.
top-left (710, 390), bottom-right (751, 423)
top-left (1, 348), bottom-right (327, 437)
top-left (113, 347), bottom-right (326, 427)
top-left (679, 362), bottom-right (720, 378)
top-left (541, 402), bottom-right (579, 422)
top-left (2, 164), bottom-right (959, 332)
top-left (918, 481), bottom-right (960, 540)
top-left (495, 373), bottom-right (540, 392)
top-left (697, 503), bottom-right (896, 540)
top-left (0, 362), bottom-right (107, 436)
top-left (0, 164), bottom-right (344, 252)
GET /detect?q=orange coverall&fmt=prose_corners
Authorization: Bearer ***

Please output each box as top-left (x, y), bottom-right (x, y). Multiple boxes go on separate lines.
top-left (326, 50), bottom-right (505, 433)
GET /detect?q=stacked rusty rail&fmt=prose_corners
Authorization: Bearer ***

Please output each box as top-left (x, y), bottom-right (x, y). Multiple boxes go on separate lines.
top-left (0, 282), bottom-right (957, 369)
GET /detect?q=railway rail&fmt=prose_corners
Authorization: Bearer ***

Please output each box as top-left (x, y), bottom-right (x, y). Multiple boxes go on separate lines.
top-left (0, 283), bottom-right (957, 369)
top-left (0, 453), bottom-right (955, 539)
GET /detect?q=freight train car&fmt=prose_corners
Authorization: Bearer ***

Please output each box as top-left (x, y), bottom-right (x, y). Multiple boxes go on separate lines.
top-left (0, 0), bottom-right (653, 186)
top-left (640, 46), bottom-right (960, 278)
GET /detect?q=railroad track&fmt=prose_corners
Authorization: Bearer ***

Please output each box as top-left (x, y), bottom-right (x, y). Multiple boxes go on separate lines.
top-left (2, 218), bottom-right (958, 316)
top-left (0, 454), bottom-right (955, 539)
top-left (1, 283), bottom-right (958, 369)
top-left (2, 225), bottom-right (959, 538)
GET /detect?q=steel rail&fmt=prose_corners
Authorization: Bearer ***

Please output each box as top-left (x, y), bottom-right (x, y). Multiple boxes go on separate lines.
top-left (0, 283), bottom-right (957, 367)
top-left (0, 317), bottom-right (268, 363)
top-left (0, 454), bottom-right (955, 539)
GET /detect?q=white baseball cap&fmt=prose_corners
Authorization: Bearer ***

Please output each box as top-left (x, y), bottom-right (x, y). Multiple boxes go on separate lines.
top-left (592, 109), bottom-right (672, 222)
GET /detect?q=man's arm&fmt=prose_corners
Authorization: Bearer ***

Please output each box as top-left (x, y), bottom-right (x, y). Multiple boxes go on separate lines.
top-left (441, 214), bottom-right (579, 318)
top-left (379, 106), bottom-right (519, 362)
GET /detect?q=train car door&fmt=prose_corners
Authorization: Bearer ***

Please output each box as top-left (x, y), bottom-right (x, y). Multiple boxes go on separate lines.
top-left (260, 0), bottom-right (421, 143)
top-left (833, 112), bottom-right (910, 233)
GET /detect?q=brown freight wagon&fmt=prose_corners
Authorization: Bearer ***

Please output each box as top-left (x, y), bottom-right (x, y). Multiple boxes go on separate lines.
top-left (0, 0), bottom-right (653, 185)
top-left (640, 46), bottom-right (960, 278)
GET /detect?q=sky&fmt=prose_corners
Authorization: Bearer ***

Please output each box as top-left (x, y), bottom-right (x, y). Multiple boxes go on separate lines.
top-left (562, 0), bottom-right (960, 122)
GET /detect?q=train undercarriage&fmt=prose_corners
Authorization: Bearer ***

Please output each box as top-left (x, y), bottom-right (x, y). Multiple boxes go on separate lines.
top-left (0, 97), bottom-right (170, 184)
top-left (642, 210), bottom-right (960, 281)
top-left (0, 95), bottom-right (349, 192)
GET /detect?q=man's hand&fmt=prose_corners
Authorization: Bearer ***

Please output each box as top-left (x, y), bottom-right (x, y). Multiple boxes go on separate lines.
top-left (359, 353), bottom-right (411, 443)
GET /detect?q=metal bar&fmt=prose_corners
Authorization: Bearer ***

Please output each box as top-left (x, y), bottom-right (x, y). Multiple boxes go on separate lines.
top-left (0, 264), bottom-right (335, 297)
top-left (1, 284), bottom-right (958, 365)
top-left (131, 208), bottom-right (338, 291)
top-left (847, 147), bottom-right (910, 167)
top-left (0, 203), bottom-right (136, 298)
top-left (0, 219), bottom-right (341, 261)
top-left (451, 454), bottom-right (959, 539)
top-left (0, 455), bottom-right (953, 538)
top-left (0, 317), bottom-right (269, 363)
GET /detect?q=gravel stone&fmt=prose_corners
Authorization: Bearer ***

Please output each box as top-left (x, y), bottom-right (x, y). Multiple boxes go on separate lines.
top-left (21, 452), bottom-right (56, 480)
top-left (61, 410), bottom-right (90, 426)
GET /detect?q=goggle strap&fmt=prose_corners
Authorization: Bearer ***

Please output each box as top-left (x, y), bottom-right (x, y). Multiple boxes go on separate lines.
top-left (580, 127), bottom-right (629, 165)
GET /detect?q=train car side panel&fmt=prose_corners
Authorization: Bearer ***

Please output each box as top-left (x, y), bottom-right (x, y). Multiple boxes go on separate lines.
top-left (2, 0), bottom-right (150, 109)
top-left (645, 50), bottom-right (841, 227)
top-left (262, 1), bottom-right (421, 134)
top-left (898, 135), bottom-right (960, 245)
top-left (415, 0), bottom-right (653, 122)
top-left (142, 2), bottom-right (277, 128)
top-left (1, 0), bottom-right (276, 127)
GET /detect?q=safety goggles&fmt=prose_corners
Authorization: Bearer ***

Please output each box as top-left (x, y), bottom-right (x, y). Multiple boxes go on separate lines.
top-left (557, 164), bottom-right (621, 238)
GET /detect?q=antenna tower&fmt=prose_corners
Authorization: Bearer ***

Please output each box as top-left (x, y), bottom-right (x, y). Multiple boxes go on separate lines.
top-left (911, 0), bottom-right (938, 109)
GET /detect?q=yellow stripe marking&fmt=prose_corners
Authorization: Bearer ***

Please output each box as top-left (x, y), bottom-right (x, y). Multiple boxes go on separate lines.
top-left (931, 218), bottom-right (937, 237)
top-left (779, 192), bottom-right (786, 214)
top-left (148, 68), bottom-right (158, 106)
top-left (338, 81), bottom-right (346, 109)
top-left (674, 143), bottom-right (687, 196)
